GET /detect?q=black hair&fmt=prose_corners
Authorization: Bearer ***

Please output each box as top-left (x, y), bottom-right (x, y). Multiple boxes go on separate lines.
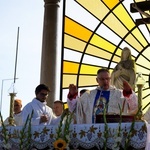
top-left (80, 89), bottom-right (88, 95)
top-left (35, 84), bottom-right (50, 95)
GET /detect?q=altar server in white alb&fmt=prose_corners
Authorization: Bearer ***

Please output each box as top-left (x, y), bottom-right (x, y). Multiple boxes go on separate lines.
top-left (67, 68), bottom-right (138, 124)
top-left (22, 84), bottom-right (60, 125)
top-left (4, 99), bottom-right (23, 126)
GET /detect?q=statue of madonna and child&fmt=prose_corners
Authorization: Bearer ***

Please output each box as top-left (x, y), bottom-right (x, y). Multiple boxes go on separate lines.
top-left (111, 47), bottom-right (136, 91)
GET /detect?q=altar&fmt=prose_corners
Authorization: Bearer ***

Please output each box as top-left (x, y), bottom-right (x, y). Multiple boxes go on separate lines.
top-left (0, 121), bottom-right (147, 150)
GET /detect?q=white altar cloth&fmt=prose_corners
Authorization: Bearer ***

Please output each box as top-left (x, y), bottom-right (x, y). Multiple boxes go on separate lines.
top-left (70, 121), bottom-right (146, 149)
top-left (145, 121), bottom-right (150, 150)
top-left (0, 121), bottom-right (147, 150)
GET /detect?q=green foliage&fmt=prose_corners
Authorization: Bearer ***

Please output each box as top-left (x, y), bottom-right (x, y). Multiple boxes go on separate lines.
top-left (0, 111), bottom-right (33, 150)
top-left (0, 112), bottom-right (9, 149)
top-left (124, 106), bottom-right (142, 150)
top-left (19, 110), bottom-right (33, 150)
top-left (55, 109), bottom-right (73, 144)
top-left (103, 105), bottom-right (108, 150)
top-left (102, 105), bottom-right (142, 150)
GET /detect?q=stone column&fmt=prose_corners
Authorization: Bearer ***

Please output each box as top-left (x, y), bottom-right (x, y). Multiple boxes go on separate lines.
top-left (41, 0), bottom-right (60, 108)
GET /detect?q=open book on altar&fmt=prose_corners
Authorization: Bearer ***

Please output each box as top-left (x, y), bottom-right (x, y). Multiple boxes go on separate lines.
top-left (96, 114), bottom-right (135, 123)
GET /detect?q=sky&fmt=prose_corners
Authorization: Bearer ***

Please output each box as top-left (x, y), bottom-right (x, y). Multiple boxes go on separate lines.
top-left (0, 0), bottom-right (63, 120)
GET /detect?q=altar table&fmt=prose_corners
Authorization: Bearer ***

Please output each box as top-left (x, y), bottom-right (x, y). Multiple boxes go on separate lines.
top-left (0, 121), bottom-right (147, 150)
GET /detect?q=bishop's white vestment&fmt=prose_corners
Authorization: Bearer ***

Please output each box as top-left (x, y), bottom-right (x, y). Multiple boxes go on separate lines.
top-left (67, 86), bottom-right (138, 124)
